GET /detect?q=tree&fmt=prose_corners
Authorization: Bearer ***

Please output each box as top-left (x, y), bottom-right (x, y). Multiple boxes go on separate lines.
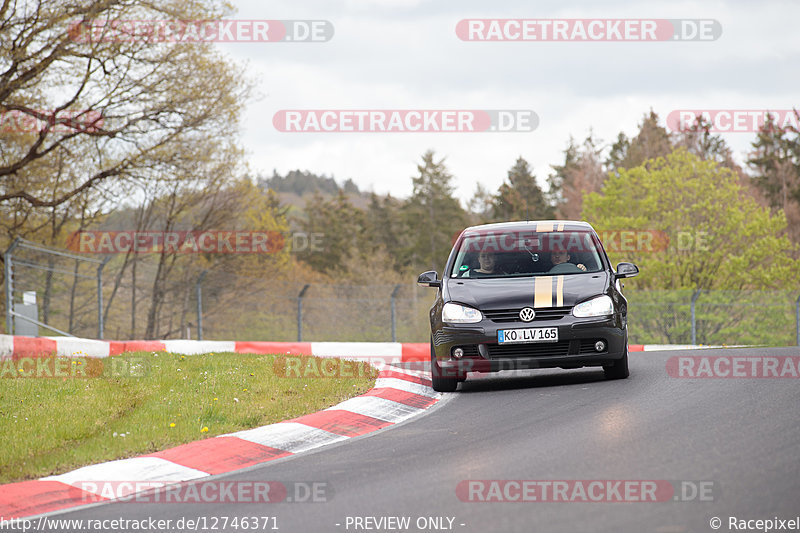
top-left (748, 112), bottom-right (800, 245)
top-left (673, 115), bottom-right (770, 211)
top-left (583, 148), bottom-right (798, 292)
top-left (548, 134), bottom-right (605, 219)
top-left (584, 148), bottom-right (799, 345)
top-left (402, 151), bottom-right (468, 272)
top-left (140, 173), bottom-right (259, 339)
top-left (467, 183), bottom-right (494, 224)
top-left (364, 193), bottom-right (407, 270)
top-left (672, 116), bottom-right (738, 168)
top-left (493, 157), bottom-right (553, 221)
top-left (605, 132), bottom-right (630, 175)
top-left (298, 191), bottom-right (366, 274)
top-left (0, 0), bottom-right (249, 213)
top-left (605, 110), bottom-right (672, 173)
top-left (259, 170), bottom-right (352, 196)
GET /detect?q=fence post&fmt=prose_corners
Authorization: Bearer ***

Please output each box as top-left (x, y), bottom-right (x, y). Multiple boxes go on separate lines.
top-left (795, 294), bottom-right (800, 347)
top-left (4, 238), bottom-right (21, 335)
top-left (96, 257), bottom-right (110, 339)
top-left (690, 289), bottom-right (703, 345)
top-left (196, 270), bottom-right (208, 341)
top-left (297, 284), bottom-right (310, 342)
top-left (390, 284), bottom-right (402, 342)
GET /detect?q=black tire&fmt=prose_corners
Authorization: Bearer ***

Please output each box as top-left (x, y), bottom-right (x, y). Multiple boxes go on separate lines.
top-left (430, 338), bottom-right (458, 392)
top-left (604, 340), bottom-right (630, 380)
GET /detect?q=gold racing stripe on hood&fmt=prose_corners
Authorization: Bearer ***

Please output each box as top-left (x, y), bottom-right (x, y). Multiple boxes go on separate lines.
top-left (556, 275), bottom-right (564, 307)
top-left (534, 276), bottom-right (554, 308)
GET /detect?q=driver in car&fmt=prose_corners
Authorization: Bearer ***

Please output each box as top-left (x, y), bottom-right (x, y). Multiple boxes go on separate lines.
top-left (459, 250), bottom-right (504, 277)
top-left (473, 250), bottom-right (501, 276)
top-left (549, 248), bottom-right (587, 273)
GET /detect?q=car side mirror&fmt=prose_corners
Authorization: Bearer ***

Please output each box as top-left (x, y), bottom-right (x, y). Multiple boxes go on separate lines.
top-left (417, 270), bottom-right (441, 287)
top-left (616, 262), bottom-right (639, 278)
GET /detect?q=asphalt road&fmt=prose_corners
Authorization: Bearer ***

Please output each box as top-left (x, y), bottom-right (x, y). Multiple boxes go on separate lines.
top-left (40, 347), bottom-right (800, 533)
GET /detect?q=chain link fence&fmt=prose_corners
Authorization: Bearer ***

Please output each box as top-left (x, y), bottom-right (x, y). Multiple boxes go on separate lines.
top-left (3, 240), bottom-right (799, 346)
top-left (198, 280), bottom-right (431, 343)
top-left (3, 238), bottom-right (107, 338)
top-left (626, 289), bottom-right (800, 346)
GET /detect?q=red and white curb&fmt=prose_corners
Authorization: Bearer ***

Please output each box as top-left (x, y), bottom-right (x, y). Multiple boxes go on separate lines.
top-left (0, 362), bottom-right (440, 520)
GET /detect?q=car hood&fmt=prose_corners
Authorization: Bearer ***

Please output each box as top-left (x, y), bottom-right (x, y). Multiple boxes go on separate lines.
top-left (445, 273), bottom-right (609, 310)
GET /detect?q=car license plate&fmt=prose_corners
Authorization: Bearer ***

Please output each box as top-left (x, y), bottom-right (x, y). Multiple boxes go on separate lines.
top-left (498, 327), bottom-right (558, 344)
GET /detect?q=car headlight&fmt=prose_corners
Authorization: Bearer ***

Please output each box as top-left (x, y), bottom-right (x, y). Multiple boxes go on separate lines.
top-left (572, 295), bottom-right (614, 317)
top-left (442, 302), bottom-right (482, 323)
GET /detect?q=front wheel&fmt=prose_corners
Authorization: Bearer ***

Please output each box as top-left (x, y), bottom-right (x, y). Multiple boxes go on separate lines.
top-left (604, 341), bottom-right (630, 380)
top-left (430, 338), bottom-right (458, 392)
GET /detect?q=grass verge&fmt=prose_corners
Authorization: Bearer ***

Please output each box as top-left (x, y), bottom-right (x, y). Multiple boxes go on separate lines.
top-left (0, 351), bottom-right (378, 484)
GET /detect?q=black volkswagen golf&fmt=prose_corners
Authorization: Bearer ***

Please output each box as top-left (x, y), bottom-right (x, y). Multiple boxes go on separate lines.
top-left (418, 220), bottom-right (639, 392)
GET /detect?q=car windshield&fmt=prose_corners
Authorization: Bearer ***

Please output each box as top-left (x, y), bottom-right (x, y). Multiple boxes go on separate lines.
top-left (450, 230), bottom-right (604, 278)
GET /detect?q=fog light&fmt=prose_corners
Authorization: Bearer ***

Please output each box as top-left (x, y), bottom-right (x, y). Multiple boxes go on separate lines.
top-left (594, 341), bottom-right (606, 352)
top-left (453, 347), bottom-right (464, 359)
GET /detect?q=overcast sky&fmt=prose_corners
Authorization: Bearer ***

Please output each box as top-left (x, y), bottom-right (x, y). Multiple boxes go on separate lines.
top-left (215, 0), bottom-right (800, 203)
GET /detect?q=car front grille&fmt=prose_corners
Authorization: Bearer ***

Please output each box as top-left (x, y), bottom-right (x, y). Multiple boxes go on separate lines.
top-left (487, 341), bottom-right (571, 358)
top-left (483, 306), bottom-right (572, 323)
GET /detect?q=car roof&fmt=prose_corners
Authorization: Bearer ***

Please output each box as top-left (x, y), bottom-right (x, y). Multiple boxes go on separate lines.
top-left (461, 220), bottom-right (595, 234)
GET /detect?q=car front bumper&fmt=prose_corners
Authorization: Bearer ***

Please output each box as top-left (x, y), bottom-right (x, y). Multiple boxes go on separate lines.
top-left (434, 316), bottom-right (626, 375)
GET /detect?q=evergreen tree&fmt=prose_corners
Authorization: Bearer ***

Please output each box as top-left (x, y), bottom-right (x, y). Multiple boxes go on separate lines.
top-left (606, 110), bottom-right (673, 172)
top-left (259, 170), bottom-right (359, 196)
top-left (673, 116), bottom-right (737, 168)
top-left (299, 191), bottom-right (366, 273)
top-left (364, 193), bottom-right (406, 270)
top-left (606, 132), bottom-right (630, 175)
top-left (402, 151), bottom-right (468, 272)
top-left (747, 111), bottom-right (800, 244)
top-left (467, 183), bottom-right (495, 224)
top-left (493, 157), bottom-right (553, 221)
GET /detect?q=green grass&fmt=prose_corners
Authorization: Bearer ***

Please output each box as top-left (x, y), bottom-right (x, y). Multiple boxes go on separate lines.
top-left (0, 351), bottom-right (378, 484)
